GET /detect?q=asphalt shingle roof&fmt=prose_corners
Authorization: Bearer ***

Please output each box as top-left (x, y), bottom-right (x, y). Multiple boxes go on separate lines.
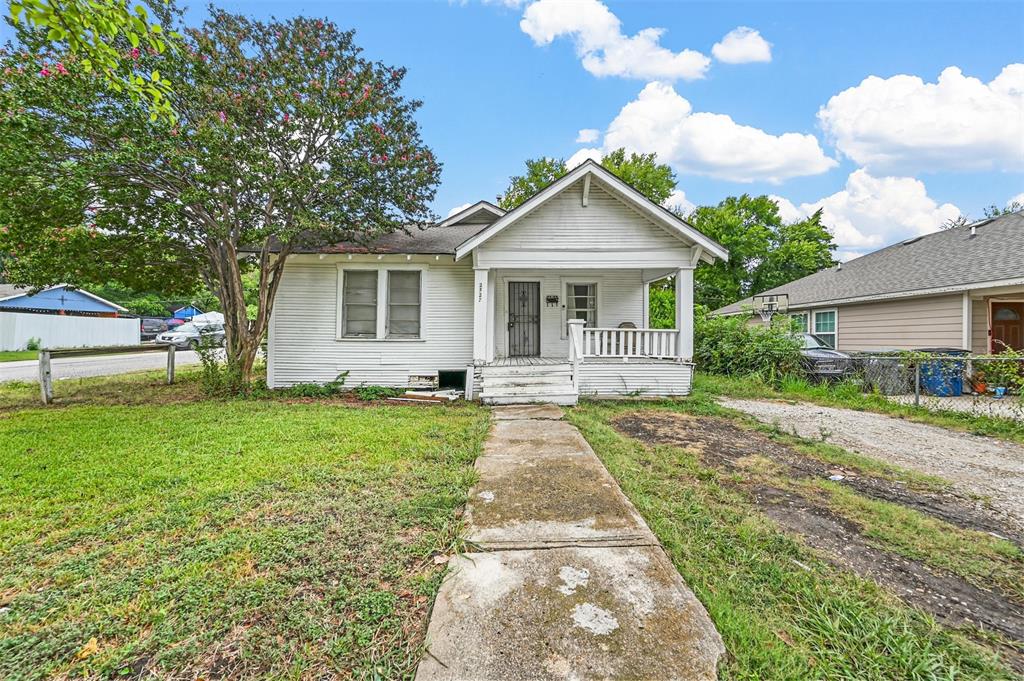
top-left (286, 222), bottom-right (490, 255)
top-left (715, 211), bottom-right (1024, 315)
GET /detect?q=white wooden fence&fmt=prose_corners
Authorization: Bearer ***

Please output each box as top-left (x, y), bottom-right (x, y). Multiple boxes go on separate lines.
top-left (581, 327), bottom-right (680, 359)
top-left (0, 311), bottom-right (139, 351)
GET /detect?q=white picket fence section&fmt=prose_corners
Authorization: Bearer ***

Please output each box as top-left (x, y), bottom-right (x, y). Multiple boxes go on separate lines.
top-left (0, 311), bottom-right (140, 351)
top-left (581, 327), bottom-right (680, 359)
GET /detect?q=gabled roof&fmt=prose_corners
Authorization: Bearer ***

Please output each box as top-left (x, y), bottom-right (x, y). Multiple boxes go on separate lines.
top-left (439, 201), bottom-right (505, 228)
top-left (454, 159), bottom-right (729, 262)
top-left (0, 284), bottom-right (128, 312)
top-left (715, 211), bottom-right (1024, 315)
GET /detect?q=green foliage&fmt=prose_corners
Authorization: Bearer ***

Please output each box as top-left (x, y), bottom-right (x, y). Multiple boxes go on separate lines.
top-left (690, 196), bottom-right (836, 311)
top-left (7, 0), bottom-right (179, 120)
top-left (352, 385), bottom-right (404, 401)
top-left (276, 372), bottom-right (350, 398)
top-left (1, 9), bottom-right (441, 388)
top-left (983, 201), bottom-right (1023, 218)
top-left (497, 156), bottom-right (566, 210)
top-left (648, 279), bottom-right (675, 329)
top-left (24, 336), bottom-right (41, 351)
top-left (982, 344), bottom-right (1024, 394)
top-left (497, 148), bottom-right (676, 209)
top-left (693, 306), bottom-right (802, 384)
top-left (599, 148), bottom-right (675, 205)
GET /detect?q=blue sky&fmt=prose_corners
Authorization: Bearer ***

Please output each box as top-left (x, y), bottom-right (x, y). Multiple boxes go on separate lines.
top-left (6, 1), bottom-right (1022, 259)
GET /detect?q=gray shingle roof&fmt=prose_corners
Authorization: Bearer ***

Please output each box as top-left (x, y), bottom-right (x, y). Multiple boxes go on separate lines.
top-left (715, 211), bottom-right (1024, 315)
top-left (289, 222), bottom-right (491, 255)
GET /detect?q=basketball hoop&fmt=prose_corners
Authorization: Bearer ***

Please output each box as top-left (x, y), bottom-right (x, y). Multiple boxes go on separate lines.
top-left (752, 294), bottom-right (789, 324)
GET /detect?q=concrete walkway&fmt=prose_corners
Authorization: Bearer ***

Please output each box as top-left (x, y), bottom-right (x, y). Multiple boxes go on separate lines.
top-left (417, 404), bottom-right (723, 680)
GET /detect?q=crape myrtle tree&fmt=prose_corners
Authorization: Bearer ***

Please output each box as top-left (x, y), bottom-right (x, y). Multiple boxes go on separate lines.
top-left (0, 8), bottom-right (441, 387)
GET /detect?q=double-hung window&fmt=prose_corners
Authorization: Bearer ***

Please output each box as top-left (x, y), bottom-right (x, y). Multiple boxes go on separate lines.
top-left (342, 270), bottom-right (378, 338)
top-left (813, 309), bottom-right (837, 349)
top-left (340, 268), bottom-right (422, 340)
top-left (387, 270), bottom-right (421, 338)
top-left (566, 283), bottom-right (597, 334)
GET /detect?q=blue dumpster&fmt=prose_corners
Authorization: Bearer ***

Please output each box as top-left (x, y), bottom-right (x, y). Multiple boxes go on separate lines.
top-left (916, 348), bottom-right (969, 397)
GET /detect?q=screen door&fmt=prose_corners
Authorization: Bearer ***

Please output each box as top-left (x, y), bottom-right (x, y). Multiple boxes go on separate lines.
top-left (508, 281), bottom-right (540, 357)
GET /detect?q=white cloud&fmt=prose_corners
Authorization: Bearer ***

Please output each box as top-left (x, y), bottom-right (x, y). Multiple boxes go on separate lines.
top-left (446, 202), bottom-right (473, 217)
top-left (773, 169), bottom-right (961, 260)
top-left (818, 64), bottom-right (1024, 173)
top-left (566, 147), bottom-right (602, 169)
top-left (519, 0), bottom-right (710, 81)
top-left (576, 128), bottom-right (600, 144)
top-left (601, 81), bottom-right (836, 183)
top-left (663, 189), bottom-right (696, 216)
top-left (711, 27), bottom-right (772, 64)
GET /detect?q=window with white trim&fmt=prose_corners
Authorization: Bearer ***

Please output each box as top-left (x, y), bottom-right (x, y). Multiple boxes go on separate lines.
top-left (789, 312), bottom-right (809, 333)
top-left (342, 270), bottom-right (378, 338)
top-left (566, 283), bottom-right (597, 333)
top-left (387, 270), bottom-right (421, 338)
top-left (813, 309), bottom-right (837, 349)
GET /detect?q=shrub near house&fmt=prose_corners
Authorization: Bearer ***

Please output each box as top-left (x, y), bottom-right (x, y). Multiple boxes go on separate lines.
top-left (693, 306), bottom-right (802, 382)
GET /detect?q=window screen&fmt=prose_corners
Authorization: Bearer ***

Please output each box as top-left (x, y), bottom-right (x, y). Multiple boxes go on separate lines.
top-left (342, 270), bottom-right (378, 337)
top-left (813, 310), bottom-right (836, 349)
top-left (387, 270), bottom-right (421, 338)
top-left (566, 283), bottom-right (597, 332)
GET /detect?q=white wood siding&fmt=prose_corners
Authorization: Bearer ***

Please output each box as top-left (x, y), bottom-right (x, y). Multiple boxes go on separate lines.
top-left (971, 298), bottom-right (990, 354)
top-left (493, 269), bottom-right (646, 358)
top-left (486, 181), bottom-right (682, 251)
top-left (579, 362), bottom-right (692, 397)
top-left (268, 258), bottom-right (474, 388)
top-left (836, 294), bottom-right (964, 351)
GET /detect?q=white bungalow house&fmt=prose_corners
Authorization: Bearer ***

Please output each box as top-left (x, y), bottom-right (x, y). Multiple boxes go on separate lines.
top-left (267, 160), bottom-right (727, 404)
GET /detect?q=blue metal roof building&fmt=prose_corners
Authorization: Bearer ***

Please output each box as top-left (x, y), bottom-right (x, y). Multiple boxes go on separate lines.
top-left (0, 285), bottom-right (127, 316)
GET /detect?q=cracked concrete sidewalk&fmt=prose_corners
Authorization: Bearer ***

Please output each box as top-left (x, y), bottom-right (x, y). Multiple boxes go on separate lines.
top-left (416, 404), bottom-right (724, 680)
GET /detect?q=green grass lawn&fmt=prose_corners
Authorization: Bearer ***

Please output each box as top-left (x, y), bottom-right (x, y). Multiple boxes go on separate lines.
top-left (0, 370), bottom-right (489, 679)
top-left (0, 350), bottom-right (38, 362)
top-left (567, 383), bottom-right (1021, 679)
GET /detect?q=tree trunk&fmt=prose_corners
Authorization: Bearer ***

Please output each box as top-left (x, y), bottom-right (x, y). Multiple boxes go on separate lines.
top-left (206, 237), bottom-right (289, 391)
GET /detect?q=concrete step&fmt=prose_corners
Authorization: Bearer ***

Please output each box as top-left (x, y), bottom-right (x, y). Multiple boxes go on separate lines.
top-left (482, 383), bottom-right (576, 397)
top-left (481, 393), bottom-right (578, 406)
top-left (482, 374), bottom-right (574, 387)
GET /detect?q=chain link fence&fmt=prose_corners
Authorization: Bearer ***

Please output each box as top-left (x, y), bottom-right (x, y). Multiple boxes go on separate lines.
top-left (824, 353), bottom-right (1024, 421)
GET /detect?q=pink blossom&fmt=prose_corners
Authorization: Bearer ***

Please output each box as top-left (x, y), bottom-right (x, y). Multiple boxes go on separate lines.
top-left (130, 47), bottom-right (140, 60)
top-left (283, 113), bottom-right (290, 122)
top-left (55, 62), bottom-right (68, 75)
top-left (39, 67), bottom-right (52, 77)
top-left (218, 111), bottom-right (226, 123)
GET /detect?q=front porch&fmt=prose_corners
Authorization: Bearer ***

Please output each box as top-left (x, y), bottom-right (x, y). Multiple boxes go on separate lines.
top-left (470, 266), bottom-right (696, 404)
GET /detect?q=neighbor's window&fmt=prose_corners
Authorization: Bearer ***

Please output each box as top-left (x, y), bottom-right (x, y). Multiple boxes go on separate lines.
top-left (566, 283), bottom-right (597, 333)
top-left (813, 310), bottom-right (837, 348)
top-left (342, 270), bottom-right (378, 337)
top-left (387, 270), bottom-right (421, 338)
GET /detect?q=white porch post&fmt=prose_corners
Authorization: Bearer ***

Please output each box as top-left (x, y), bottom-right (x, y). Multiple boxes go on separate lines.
top-left (473, 267), bottom-right (490, 364)
top-left (675, 267), bottom-right (693, 361)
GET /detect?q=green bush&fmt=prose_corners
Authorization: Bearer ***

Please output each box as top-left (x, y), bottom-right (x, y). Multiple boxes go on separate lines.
top-left (694, 307), bottom-right (802, 384)
top-left (276, 372), bottom-right (349, 398)
top-left (352, 385), bottom-right (405, 401)
top-left (24, 337), bottom-right (41, 351)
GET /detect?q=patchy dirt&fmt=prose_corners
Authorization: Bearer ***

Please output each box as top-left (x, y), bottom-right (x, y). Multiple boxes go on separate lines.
top-left (612, 410), bottom-right (1024, 662)
top-left (616, 411), bottom-right (1024, 546)
top-left (719, 398), bottom-right (1024, 539)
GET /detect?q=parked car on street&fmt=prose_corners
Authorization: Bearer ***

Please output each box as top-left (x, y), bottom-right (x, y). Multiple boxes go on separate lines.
top-left (155, 322), bottom-right (225, 350)
top-left (799, 333), bottom-right (852, 381)
top-left (139, 317), bottom-right (169, 341)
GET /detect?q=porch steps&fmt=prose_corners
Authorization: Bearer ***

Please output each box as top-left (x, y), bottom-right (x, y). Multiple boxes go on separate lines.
top-left (480, 362), bottom-right (577, 406)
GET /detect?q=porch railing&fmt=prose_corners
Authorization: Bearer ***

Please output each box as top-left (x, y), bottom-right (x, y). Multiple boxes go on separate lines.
top-left (579, 326), bottom-right (680, 360)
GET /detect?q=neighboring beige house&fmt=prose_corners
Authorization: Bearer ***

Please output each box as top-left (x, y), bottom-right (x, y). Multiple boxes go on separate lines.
top-left (714, 211), bottom-right (1024, 355)
top-left (266, 160), bottom-right (728, 404)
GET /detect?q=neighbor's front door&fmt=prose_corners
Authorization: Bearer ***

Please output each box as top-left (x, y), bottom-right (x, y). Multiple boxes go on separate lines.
top-left (991, 301), bottom-right (1024, 352)
top-left (508, 281), bottom-right (540, 357)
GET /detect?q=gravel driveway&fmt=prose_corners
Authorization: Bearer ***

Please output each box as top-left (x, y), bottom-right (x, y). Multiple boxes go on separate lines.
top-left (719, 398), bottom-right (1024, 537)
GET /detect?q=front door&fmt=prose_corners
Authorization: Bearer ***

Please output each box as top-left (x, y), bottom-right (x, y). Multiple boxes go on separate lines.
top-left (991, 301), bottom-right (1024, 352)
top-left (508, 281), bottom-right (540, 357)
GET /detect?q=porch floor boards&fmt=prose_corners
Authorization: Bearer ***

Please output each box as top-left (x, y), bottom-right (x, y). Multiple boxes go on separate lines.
top-left (485, 356), bottom-right (569, 367)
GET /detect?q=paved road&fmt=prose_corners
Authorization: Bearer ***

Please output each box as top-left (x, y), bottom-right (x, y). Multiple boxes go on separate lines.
top-left (0, 350), bottom-right (201, 383)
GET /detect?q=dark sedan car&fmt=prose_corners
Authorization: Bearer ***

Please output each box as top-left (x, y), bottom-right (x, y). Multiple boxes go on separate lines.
top-left (139, 317), bottom-right (169, 341)
top-left (799, 333), bottom-right (852, 380)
